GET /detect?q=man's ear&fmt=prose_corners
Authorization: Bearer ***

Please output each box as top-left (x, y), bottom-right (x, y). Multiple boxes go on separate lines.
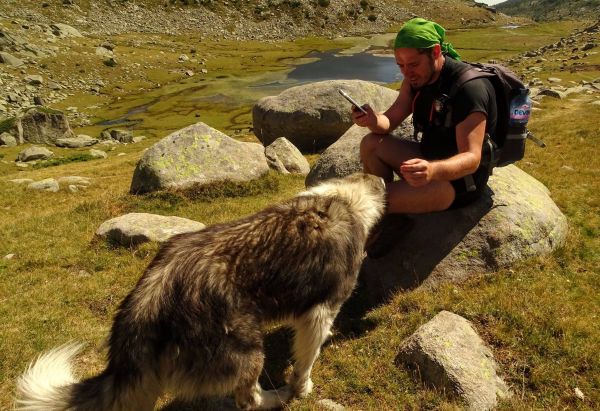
top-left (432, 43), bottom-right (442, 58)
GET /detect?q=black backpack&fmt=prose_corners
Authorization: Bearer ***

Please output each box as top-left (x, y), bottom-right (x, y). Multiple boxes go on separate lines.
top-left (446, 62), bottom-right (544, 171)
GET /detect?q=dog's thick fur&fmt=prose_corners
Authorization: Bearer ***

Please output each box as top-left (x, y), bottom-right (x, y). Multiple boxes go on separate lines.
top-left (16, 173), bottom-right (386, 411)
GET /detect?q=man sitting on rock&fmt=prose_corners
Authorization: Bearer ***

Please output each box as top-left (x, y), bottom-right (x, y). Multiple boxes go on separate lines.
top-left (352, 18), bottom-right (497, 258)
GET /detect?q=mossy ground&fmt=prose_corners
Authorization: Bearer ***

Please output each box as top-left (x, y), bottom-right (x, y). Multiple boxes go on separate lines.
top-left (1, 21), bottom-right (599, 409)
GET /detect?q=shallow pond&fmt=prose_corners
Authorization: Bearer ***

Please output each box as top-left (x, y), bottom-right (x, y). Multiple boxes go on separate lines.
top-left (92, 34), bottom-right (402, 137)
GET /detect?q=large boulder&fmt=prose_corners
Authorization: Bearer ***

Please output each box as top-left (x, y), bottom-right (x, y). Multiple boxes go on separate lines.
top-left (396, 311), bottom-right (510, 410)
top-left (361, 166), bottom-right (568, 299)
top-left (252, 80), bottom-right (398, 152)
top-left (55, 135), bottom-right (98, 148)
top-left (11, 107), bottom-right (75, 145)
top-left (305, 122), bottom-right (414, 187)
top-left (96, 213), bottom-right (206, 247)
top-left (130, 122), bottom-right (270, 194)
top-left (305, 136), bottom-right (568, 295)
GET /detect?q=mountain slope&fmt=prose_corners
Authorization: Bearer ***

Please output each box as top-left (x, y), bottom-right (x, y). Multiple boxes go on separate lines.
top-left (0, 0), bottom-right (517, 40)
top-left (496, 0), bottom-right (600, 21)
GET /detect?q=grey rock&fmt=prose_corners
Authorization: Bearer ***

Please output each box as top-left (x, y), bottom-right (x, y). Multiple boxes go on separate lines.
top-left (55, 134), bottom-right (98, 148)
top-left (131, 122), bottom-right (269, 194)
top-left (27, 178), bottom-right (59, 192)
top-left (12, 107), bottom-right (75, 144)
top-left (89, 148), bottom-right (107, 158)
top-left (17, 146), bottom-right (54, 162)
top-left (110, 129), bottom-right (133, 143)
top-left (50, 23), bottom-right (83, 38)
top-left (96, 212), bottom-right (206, 246)
top-left (95, 46), bottom-right (113, 58)
top-left (253, 80), bottom-right (398, 152)
top-left (538, 89), bottom-right (566, 99)
top-left (316, 399), bottom-right (345, 410)
top-left (0, 52), bottom-right (24, 67)
top-left (306, 121), bottom-right (413, 187)
top-left (132, 136), bottom-right (146, 143)
top-left (8, 178), bottom-right (34, 185)
top-left (265, 137), bottom-right (310, 175)
top-left (25, 75), bottom-right (43, 86)
top-left (57, 176), bottom-right (91, 186)
top-left (547, 77), bottom-right (562, 83)
top-left (0, 132), bottom-right (17, 147)
top-left (397, 311), bottom-right (510, 411)
top-left (361, 166), bottom-right (568, 297)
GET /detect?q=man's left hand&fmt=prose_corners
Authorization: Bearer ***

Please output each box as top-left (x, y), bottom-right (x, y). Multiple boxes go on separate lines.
top-left (400, 158), bottom-right (434, 187)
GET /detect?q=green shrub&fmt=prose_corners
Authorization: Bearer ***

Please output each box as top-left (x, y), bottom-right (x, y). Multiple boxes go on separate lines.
top-left (178, 172), bottom-right (280, 201)
top-left (0, 117), bottom-right (16, 134)
top-left (32, 153), bottom-right (96, 169)
top-left (318, 0), bottom-right (330, 7)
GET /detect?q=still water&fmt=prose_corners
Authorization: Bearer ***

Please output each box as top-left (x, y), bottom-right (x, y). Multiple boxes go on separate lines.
top-left (95, 47), bottom-right (401, 130)
top-left (287, 50), bottom-right (402, 84)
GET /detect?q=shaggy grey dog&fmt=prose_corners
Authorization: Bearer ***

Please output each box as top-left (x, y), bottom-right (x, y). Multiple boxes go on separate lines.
top-left (16, 173), bottom-right (386, 411)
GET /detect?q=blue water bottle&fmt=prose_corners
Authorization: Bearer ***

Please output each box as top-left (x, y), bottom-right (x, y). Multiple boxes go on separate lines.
top-left (500, 88), bottom-right (532, 166)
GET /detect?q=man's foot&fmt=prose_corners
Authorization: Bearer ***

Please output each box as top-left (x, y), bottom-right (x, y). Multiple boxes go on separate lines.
top-left (365, 214), bottom-right (413, 259)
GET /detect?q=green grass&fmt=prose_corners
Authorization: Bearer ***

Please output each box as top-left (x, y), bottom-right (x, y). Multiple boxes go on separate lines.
top-left (1, 21), bottom-right (599, 410)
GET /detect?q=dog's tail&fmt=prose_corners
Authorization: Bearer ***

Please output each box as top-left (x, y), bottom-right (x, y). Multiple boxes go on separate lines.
top-left (16, 342), bottom-right (155, 411)
top-left (15, 342), bottom-right (82, 410)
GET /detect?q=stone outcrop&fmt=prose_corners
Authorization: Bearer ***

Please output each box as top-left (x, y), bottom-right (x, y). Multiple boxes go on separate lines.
top-left (265, 137), bottom-right (310, 175)
top-left (252, 80), bottom-right (399, 152)
top-left (96, 212), bottom-right (206, 246)
top-left (11, 107), bottom-right (75, 145)
top-left (130, 122), bottom-right (270, 194)
top-left (396, 311), bottom-right (510, 410)
top-left (361, 165), bottom-right (568, 297)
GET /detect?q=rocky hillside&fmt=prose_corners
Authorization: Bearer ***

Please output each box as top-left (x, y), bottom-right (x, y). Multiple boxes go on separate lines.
top-left (496, 0), bottom-right (600, 21)
top-left (1, 0), bottom-right (513, 41)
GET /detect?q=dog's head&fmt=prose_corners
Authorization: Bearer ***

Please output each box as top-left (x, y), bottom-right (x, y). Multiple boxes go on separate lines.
top-left (300, 173), bottom-right (386, 236)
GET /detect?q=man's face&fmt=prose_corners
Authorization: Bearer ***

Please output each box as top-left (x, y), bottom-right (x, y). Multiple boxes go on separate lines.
top-left (394, 48), bottom-right (436, 90)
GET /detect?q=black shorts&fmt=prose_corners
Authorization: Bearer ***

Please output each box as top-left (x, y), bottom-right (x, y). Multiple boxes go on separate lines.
top-left (448, 166), bottom-right (490, 209)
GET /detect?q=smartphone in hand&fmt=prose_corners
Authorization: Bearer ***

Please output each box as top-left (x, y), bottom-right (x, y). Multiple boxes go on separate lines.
top-left (338, 89), bottom-right (368, 115)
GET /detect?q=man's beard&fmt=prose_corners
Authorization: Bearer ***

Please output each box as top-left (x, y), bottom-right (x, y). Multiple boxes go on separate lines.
top-left (411, 57), bottom-right (437, 90)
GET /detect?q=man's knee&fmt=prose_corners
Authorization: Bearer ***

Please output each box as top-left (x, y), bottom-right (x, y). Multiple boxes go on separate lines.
top-left (360, 132), bottom-right (385, 161)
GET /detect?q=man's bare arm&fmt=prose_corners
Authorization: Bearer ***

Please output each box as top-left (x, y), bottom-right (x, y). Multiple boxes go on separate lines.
top-left (430, 111), bottom-right (487, 180)
top-left (352, 81), bottom-right (414, 134)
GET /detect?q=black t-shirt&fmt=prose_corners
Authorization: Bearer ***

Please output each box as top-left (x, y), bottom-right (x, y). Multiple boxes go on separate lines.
top-left (412, 56), bottom-right (497, 160)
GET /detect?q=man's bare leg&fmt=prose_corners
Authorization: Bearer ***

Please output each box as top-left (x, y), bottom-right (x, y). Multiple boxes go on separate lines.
top-left (359, 133), bottom-right (455, 214)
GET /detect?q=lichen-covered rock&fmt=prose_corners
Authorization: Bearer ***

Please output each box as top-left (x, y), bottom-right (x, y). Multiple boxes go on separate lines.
top-left (361, 165), bottom-right (569, 297)
top-left (130, 122), bottom-right (269, 194)
top-left (253, 80), bottom-right (398, 152)
top-left (265, 137), bottom-right (310, 175)
top-left (397, 311), bottom-right (510, 411)
top-left (96, 212), bottom-right (206, 246)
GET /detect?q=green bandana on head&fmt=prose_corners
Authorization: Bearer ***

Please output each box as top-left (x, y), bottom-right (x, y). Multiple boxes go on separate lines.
top-left (393, 18), bottom-right (461, 61)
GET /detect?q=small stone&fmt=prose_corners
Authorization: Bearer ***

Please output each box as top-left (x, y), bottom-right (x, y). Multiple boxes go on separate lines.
top-left (4, 253), bottom-right (15, 260)
top-left (574, 387), bottom-right (585, 400)
top-left (548, 77), bottom-right (562, 83)
top-left (560, 165), bottom-right (575, 172)
top-left (316, 399), bottom-right (345, 411)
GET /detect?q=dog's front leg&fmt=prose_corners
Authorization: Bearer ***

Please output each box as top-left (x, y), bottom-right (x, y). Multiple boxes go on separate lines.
top-left (289, 303), bottom-right (339, 398)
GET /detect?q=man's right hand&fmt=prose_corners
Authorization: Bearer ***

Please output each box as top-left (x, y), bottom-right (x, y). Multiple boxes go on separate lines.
top-left (351, 104), bottom-right (377, 128)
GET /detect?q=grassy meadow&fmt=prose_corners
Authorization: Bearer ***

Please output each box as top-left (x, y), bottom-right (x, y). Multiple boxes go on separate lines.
top-left (1, 21), bottom-right (599, 409)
